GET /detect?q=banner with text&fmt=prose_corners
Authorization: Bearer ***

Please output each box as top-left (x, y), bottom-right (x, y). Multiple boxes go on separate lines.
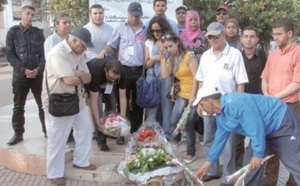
top-left (89, 0), bottom-right (183, 28)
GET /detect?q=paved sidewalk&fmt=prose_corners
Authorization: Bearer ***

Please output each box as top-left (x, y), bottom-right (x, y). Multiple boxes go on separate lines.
top-left (0, 166), bottom-right (135, 186)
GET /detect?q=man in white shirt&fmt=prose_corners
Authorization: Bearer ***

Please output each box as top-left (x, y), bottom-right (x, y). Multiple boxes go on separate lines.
top-left (84, 4), bottom-right (113, 62)
top-left (195, 22), bottom-right (248, 186)
top-left (42, 27), bottom-right (96, 185)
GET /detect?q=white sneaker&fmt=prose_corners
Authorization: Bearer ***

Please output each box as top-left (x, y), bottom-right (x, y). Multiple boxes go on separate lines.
top-left (183, 155), bottom-right (196, 164)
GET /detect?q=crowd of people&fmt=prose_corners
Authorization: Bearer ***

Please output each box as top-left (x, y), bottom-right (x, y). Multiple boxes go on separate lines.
top-left (5, 1), bottom-right (300, 186)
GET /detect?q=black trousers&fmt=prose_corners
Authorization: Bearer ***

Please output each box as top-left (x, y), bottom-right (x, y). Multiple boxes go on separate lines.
top-left (11, 75), bottom-right (46, 135)
top-left (121, 65), bottom-right (144, 133)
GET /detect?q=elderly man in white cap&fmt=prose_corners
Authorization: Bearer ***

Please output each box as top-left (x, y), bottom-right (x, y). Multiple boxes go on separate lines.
top-left (42, 27), bottom-right (96, 185)
top-left (193, 86), bottom-right (300, 186)
top-left (194, 22), bottom-right (248, 186)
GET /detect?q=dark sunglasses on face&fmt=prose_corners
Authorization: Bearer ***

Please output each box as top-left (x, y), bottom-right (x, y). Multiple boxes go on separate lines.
top-left (176, 11), bottom-right (186, 15)
top-left (216, 12), bottom-right (228, 16)
top-left (207, 35), bottom-right (221, 40)
top-left (151, 29), bottom-right (163, 33)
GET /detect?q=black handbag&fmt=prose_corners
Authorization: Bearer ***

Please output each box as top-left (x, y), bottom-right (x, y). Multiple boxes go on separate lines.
top-left (45, 70), bottom-right (79, 117)
top-left (136, 67), bottom-right (161, 108)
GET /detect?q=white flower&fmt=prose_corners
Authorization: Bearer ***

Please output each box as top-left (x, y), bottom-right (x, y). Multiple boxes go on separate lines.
top-left (141, 147), bottom-right (156, 156)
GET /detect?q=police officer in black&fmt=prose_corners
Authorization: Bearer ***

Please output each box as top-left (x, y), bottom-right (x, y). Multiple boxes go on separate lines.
top-left (6, 5), bottom-right (46, 145)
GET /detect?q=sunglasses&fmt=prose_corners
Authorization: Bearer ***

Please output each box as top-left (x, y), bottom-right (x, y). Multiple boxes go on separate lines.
top-left (216, 12), bottom-right (228, 16)
top-left (176, 11), bottom-right (186, 15)
top-left (161, 33), bottom-right (173, 40)
top-left (151, 29), bottom-right (163, 33)
top-left (207, 35), bottom-right (221, 40)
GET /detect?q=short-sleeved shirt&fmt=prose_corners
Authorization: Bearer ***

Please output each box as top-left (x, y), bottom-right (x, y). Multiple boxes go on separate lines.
top-left (207, 93), bottom-right (286, 163)
top-left (42, 40), bottom-right (89, 109)
top-left (107, 21), bottom-right (147, 67)
top-left (242, 49), bottom-right (267, 94)
top-left (261, 43), bottom-right (300, 103)
top-left (86, 57), bottom-right (126, 93)
top-left (196, 42), bottom-right (249, 94)
top-left (44, 32), bottom-right (64, 57)
top-left (145, 39), bottom-right (161, 79)
top-left (84, 22), bottom-right (113, 61)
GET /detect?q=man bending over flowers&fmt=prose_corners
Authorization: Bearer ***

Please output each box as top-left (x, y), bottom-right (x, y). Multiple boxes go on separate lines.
top-left (193, 86), bottom-right (300, 186)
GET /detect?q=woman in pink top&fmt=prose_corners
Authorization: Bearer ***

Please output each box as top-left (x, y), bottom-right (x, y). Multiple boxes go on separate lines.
top-left (180, 10), bottom-right (209, 60)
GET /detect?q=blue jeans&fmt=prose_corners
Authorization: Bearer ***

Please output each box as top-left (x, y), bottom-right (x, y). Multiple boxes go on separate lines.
top-left (146, 76), bottom-right (174, 140)
top-left (169, 96), bottom-right (198, 156)
top-left (93, 89), bottom-right (117, 145)
top-left (203, 115), bottom-right (236, 184)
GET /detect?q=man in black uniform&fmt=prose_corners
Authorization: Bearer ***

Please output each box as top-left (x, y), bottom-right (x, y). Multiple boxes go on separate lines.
top-left (87, 57), bottom-right (127, 151)
top-left (6, 5), bottom-right (46, 145)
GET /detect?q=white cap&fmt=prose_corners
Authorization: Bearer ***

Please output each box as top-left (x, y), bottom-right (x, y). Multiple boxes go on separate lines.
top-left (192, 86), bottom-right (220, 106)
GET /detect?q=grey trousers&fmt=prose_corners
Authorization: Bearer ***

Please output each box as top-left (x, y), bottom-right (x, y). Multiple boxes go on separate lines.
top-left (243, 106), bottom-right (300, 186)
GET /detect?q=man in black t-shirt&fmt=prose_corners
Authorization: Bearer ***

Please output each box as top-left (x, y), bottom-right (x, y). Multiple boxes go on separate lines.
top-left (241, 26), bottom-right (267, 95)
top-left (235, 26), bottom-right (267, 171)
top-left (87, 57), bottom-right (127, 151)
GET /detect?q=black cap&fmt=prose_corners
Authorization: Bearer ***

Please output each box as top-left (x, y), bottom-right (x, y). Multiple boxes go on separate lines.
top-left (70, 27), bottom-right (94, 48)
top-left (128, 2), bottom-right (143, 16)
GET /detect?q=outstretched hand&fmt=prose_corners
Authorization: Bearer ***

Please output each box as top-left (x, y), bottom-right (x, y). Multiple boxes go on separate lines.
top-left (98, 50), bottom-right (107, 59)
top-left (249, 156), bottom-right (263, 170)
top-left (194, 161), bottom-right (211, 180)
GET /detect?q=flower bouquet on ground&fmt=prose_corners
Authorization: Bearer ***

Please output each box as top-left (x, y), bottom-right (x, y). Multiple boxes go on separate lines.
top-left (226, 154), bottom-right (274, 186)
top-left (100, 112), bottom-right (130, 138)
top-left (118, 118), bottom-right (183, 185)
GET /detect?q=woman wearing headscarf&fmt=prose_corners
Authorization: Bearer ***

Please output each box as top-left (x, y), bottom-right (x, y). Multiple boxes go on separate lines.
top-left (225, 18), bottom-right (243, 50)
top-left (180, 10), bottom-right (209, 61)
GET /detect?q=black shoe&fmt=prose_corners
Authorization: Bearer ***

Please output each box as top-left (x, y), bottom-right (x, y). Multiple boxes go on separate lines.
top-left (7, 134), bottom-right (23, 146)
top-left (98, 144), bottom-right (110, 152)
top-left (44, 132), bottom-right (47, 138)
top-left (202, 175), bottom-right (221, 182)
top-left (116, 136), bottom-right (125, 145)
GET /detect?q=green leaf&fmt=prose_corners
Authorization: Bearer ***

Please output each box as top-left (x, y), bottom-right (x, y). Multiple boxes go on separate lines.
top-left (123, 167), bottom-right (129, 178)
top-left (142, 163), bottom-right (148, 174)
top-left (48, 0), bottom-right (89, 27)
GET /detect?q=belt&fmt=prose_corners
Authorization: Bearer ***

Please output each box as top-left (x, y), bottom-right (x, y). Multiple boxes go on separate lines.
top-left (122, 65), bottom-right (143, 71)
